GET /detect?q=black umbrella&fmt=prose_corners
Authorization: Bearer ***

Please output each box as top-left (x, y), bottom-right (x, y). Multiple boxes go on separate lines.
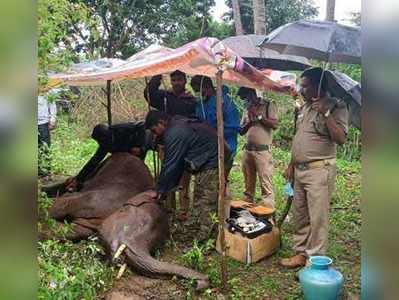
top-left (222, 34), bottom-right (311, 71)
top-left (324, 69), bottom-right (361, 129)
top-left (259, 20), bottom-right (361, 65)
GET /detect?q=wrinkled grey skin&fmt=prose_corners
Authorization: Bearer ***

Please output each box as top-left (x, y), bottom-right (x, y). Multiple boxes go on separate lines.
top-left (100, 191), bottom-right (209, 290)
top-left (48, 153), bottom-right (208, 290)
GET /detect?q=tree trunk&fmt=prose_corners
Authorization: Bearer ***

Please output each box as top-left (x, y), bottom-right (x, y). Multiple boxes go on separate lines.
top-left (232, 0), bottom-right (244, 35)
top-left (253, 0), bottom-right (267, 35)
top-left (326, 0), bottom-right (336, 21)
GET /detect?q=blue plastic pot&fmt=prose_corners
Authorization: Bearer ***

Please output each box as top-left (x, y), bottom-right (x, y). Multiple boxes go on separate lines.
top-left (298, 256), bottom-right (344, 300)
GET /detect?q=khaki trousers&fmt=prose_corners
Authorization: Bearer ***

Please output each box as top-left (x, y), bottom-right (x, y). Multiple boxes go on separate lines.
top-left (178, 171), bottom-right (191, 213)
top-left (293, 164), bottom-right (337, 257)
top-left (241, 149), bottom-right (274, 208)
top-left (192, 168), bottom-right (230, 241)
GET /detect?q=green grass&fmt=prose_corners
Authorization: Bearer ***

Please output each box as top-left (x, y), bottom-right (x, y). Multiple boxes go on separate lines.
top-left (38, 115), bottom-right (361, 299)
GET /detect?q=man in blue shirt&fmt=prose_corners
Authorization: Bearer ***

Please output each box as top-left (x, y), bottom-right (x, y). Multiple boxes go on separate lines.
top-left (190, 75), bottom-right (240, 157)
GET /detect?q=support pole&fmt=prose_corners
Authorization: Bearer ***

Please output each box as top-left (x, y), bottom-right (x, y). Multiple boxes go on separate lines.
top-left (216, 69), bottom-right (228, 292)
top-left (106, 80), bottom-right (112, 126)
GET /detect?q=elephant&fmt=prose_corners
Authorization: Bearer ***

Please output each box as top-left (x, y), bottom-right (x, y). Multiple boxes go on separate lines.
top-left (48, 153), bottom-right (155, 240)
top-left (100, 190), bottom-right (209, 290)
top-left (46, 153), bottom-right (209, 289)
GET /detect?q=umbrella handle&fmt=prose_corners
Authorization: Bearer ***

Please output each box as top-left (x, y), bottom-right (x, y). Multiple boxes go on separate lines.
top-left (317, 62), bottom-right (330, 98)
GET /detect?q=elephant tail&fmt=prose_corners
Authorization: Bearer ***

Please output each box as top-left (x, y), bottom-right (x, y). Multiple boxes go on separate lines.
top-left (125, 247), bottom-right (209, 291)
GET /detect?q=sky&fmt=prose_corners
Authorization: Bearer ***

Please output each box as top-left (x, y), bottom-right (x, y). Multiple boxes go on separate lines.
top-left (211, 0), bottom-right (361, 25)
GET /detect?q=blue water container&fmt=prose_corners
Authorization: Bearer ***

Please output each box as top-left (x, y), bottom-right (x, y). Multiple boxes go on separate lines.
top-left (298, 256), bottom-right (344, 300)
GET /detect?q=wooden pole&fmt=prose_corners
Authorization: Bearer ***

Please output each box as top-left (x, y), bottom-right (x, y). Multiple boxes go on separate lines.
top-left (106, 80), bottom-right (112, 125)
top-left (216, 69), bottom-right (228, 292)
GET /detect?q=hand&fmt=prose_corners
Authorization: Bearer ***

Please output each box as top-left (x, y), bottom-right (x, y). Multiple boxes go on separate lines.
top-left (130, 147), bottom-right (142, 157)
top-left (155, 192), bottom-right (166, 203)
top-left (311, 98), bottom-right (329, 115)
top-left (290, 86), bottom-right (298, 98)
top-left (48, 122), bottom-right (56, 130)
top-left (65, 177), bottom-right (78, 192)
top-left (283, 164), bottom-right (294, 183)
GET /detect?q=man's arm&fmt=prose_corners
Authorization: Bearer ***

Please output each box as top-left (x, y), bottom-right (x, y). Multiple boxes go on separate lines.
top-left (240, 121), bottom-right (254, 136)
top-left (325, 115), bottom-right (346, 145)
top-left (75, 146), bottom-right (108, 183)
top-left (258, 116), bottom-right (278, 129)
top-left (313, 99), bottom-right (348, 145)
top-left (157, 128), bottom-right (190, 195)
top-left (144, 75), bottom-right (166, 111)
top-left (258, 101), bottom-right (278, 129)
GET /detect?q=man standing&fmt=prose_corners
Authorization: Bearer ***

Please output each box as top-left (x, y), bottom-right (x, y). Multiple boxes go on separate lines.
top-left (238, 87), bottom-right (278, 209)
top-left (280, 68), bottom-right (349, 268)
top-left (190, 75), bottom-right (240, 157)
top-left (144, 70), bottom-right (197, 117)
top-left (38, 93), bottom-right (57, 148)
top-left (145, 110), bottom-right (232, 240)
top-left (145, 70), bottom-right (197, 213)
top-left (38, 91), bottom-right (57, 176)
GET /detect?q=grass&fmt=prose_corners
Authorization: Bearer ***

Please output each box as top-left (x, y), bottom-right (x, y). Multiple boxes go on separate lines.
top-left (38, 114), bottom-right (361, 299)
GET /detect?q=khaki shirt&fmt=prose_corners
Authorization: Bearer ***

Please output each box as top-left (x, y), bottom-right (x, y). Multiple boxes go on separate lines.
top-left (241, 100), bottom-right (277, 145)
top-left (291, 98), bottom-right (349, 163)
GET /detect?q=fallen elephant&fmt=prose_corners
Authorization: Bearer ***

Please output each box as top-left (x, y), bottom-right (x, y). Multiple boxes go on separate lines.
top-left (48, 153), bottom-right (155, 240)
top-left (46, 153), bottom-right (209, 289)
top-left (100, 190), bottom-right (209, 290)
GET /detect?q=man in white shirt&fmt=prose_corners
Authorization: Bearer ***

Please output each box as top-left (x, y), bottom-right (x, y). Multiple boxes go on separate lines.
top-left (38, 91), bottom-right (57, 176)
top-left (38, 93), bottom-right (57, 148)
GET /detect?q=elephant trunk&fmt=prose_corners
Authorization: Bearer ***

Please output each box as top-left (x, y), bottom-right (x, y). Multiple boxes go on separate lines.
top-left (125, 247), bottom-right (209, 291)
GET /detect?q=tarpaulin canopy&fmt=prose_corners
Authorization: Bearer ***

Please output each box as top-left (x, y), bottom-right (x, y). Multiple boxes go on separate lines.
top-left (48, 37), bottom-right (289, 93)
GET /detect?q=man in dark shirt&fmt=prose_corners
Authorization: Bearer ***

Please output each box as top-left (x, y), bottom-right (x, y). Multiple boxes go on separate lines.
top-left (145, 110), bottom-right (231, 240)
top-left (144, 70), bottom-right (197, 117)
top-left (144, 70), bottom-right (197, 216)
top-left (65, 121), bottom-right (152, 191)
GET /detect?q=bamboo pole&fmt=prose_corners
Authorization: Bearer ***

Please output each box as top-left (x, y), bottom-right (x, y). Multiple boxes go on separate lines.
top-left (215, 69), bottom-right (228, 292)
top-left (106, 80), bottom-right (112, 125)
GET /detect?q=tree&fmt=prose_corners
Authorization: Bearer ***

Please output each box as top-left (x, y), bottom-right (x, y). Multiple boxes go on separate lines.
top-left (253, 0), bottom-right (266, 35)
top-left (326, 0), bottom-right (336, 21)
top-left (162, 0), bottom-right (234, 48)
top-left (225, 0), bottom-right (318, 34)
top-left (231, 0), bottom-right (244, 35)
top-left (38, 0), bottom-right (98, 85)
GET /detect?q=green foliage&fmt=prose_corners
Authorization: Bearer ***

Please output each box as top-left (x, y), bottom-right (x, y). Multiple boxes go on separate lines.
top-left (50, 117), bottom-right (98, 176)
top-left (180, 239), bottom-right (214, 272)
top-left (37, 0), bottom-right (98, 84)
top-left (38, 238), bottom-right (114, 299)
top-left (163, 0), bottom-right (234, 48)
top-left (225, 0), bottom-right (318, 34)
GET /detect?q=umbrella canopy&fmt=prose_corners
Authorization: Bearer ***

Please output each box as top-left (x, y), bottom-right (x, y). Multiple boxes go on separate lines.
top-left (222, 34), bottom-right (311, 71)
top-left (259, 20), bottom-right (361, 64)
top-left (324, 69), bottom-right (361, 129)
top-left (48, 37), bottom-right (289, 93)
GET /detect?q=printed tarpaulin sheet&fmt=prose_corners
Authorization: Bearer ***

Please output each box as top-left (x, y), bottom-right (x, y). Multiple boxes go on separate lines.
top-left (48, 37), bottom-right (289, 93)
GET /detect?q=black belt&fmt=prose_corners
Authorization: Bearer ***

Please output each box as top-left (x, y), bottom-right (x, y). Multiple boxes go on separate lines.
top-left (244, 143), bottom-right (270, 152)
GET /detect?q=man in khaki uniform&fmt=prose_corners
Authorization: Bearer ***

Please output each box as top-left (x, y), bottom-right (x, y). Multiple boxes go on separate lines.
top-left (238, 87), bottom-right (278, 209)
top-left (280, 68), bottom-right (349, 268)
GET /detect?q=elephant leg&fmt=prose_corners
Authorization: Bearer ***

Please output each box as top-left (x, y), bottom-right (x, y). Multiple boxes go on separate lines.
top-left (124, 247), bottom-right (209, 291)
top-left (39, 221), bottom-right (95, 242)
top-left (66, 223), bottom-right (96, 241)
